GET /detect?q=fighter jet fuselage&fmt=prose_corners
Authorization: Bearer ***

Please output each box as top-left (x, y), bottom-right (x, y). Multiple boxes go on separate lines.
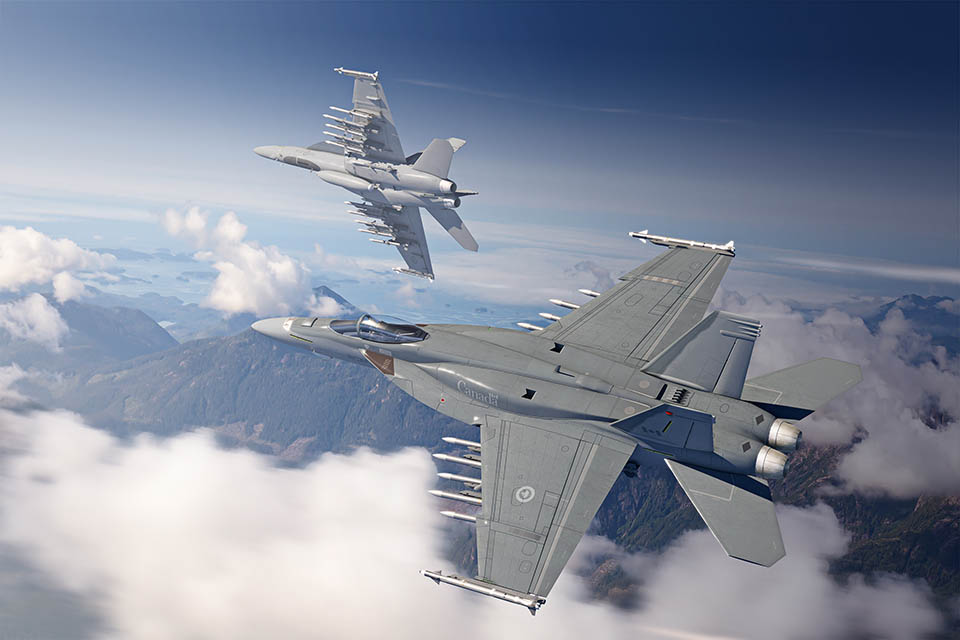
top-left (254, 145), bottom-right (463, 209)
top-left (253, 314), bottom-right (793, 480)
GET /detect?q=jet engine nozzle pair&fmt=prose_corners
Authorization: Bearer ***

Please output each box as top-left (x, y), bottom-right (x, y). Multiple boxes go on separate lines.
top-left (754, 420), bottom-right (802, 480)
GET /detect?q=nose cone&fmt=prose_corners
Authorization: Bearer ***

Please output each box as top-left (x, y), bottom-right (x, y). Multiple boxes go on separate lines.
top-left (254, 145), bottom-right (281, 160)
top-left (251, 317), bottom-right (288, 341)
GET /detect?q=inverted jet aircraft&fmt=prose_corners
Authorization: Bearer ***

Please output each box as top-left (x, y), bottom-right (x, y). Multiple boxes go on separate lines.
top-left (254, 67), bottom-right (479, 280)
top-left (252, 231), bottom-right (861, 614)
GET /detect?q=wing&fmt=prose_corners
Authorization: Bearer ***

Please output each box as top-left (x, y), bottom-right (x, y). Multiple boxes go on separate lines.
top-left (425, 415), bottom-right (635, 612)
top-left (665, 459), bottom-right (785, 566)
top-left (327, 68), bottom-right (405, 164)
top-left (350, 202), bottom-right (434, 279)
top-left (539, 234), bottom-right (734, 366)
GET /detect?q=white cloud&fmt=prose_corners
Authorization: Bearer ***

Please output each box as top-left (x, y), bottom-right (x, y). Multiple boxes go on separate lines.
top-left (935, 298), bottom-right (960, 314)
top-left (0, 407), bottom-right (945, 640)
top-left (0, 226), bottom-right (114, 296)
top-left (52, 271), bottom-right (87, 303)
top-left (163, 207), bottom-right (325, 316)
top-left (306, 294), bottom-right (343, 317)
top-left (0, 364), bottom-right (30, 406)
top-left (720, 292), bottom-right (960, 497)
top-left (0, 294), bottom-right (69, 351)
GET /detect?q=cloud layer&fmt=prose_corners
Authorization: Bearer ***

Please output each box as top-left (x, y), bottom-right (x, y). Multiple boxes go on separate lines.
top-left (0, 293), bottom-right (69, 351)
top-left (162, 208), bottom-right (341, 317)
top-left (720, 292), bottom-right (960, 497)
top-left (0, 225), bottom-right (113, 301)
top-left (0, 406), bottom-right (945, 640)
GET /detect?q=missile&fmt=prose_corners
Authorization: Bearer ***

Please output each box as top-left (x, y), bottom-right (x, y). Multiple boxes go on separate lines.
top-left (433, 452), bottom-right (481, 468)
top-left (324, 123), bottom-right (363, 138)
top-left (630, 230), bottom-right (735, 255)
top-left (438, 511), bottom-right (476, 523)
top-left (420, 570), bottom-right (545, 614)
top-left (517, 322), bottom-right (544, 331)
top-left (428, 489), bottom-right (482, 506)
top-left (322, 114), bottom-right (366, 130)
top-left (357, 228), bottom-right (394, 238)
top-left (323, 130), bottom-right (368, 146)
top-left (329, 105), bottom-right (376, 120)
top-left (549, 299), bottom-right (580, 310)
top-left (578, 288), bottom-right (601, 297)
top-left (324, 140), bottom-right (364, 155)
top-left (538, 312), bottom-right (562, 322)
top-left (393, 267), bottom-right (433, 280)
top-left (334, 67), bottom-right (379, 81)
top-left (441, 436), bottom-right (481, 450)
top-left (369, 238), bottom-right (401, 247)
top-left (437, 472), bottom-right (481, 486)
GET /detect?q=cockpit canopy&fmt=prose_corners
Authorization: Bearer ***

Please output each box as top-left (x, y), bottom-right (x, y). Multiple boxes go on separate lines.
top-left (329, 314), bottom-right (428, 344)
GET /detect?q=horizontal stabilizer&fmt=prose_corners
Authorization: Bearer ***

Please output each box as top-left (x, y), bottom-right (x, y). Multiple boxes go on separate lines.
top-left (644, 311), bottom-right (761, 397)
top-left (412, 138), bottom-right (465, 178)
top-left (426, 207), bottom-right (479, 251)
top-left (740, 358), bottom-right (862, 420)
top-left (666, 459), bottom-right (785, 567)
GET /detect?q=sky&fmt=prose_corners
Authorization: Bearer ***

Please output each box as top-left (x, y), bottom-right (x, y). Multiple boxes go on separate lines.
top-left (0, 1), bottom-right (957, 319)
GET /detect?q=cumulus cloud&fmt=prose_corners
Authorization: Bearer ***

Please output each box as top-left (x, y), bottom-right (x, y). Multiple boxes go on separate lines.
top-left (162, 208), bottom-right (341, 317)
top-left (0, 226), bottom-right (113, 300)
top-left (573, 503), bottom-right (942, 640)
top-left (0, 294), bottom-right (69, 351)
top-left (570, 260), bottom-right (614, 292)
top-left (0, 364), bottom-right (31, 406)
top-left (0, 406), bottom-right (945, 640)
top-left (935, 298), bottom-right (960, 314)
top-left (52, 271), bottom-right (87, 303)
top-left (720, 291), bottom-right (960, 497)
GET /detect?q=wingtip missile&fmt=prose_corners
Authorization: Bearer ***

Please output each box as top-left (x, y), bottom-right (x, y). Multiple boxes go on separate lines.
top-left (334, 67), bottom-right (379, 82)
top-left (419, 570), bottom-right (545, 614)
top-left (630, 230), bottom-right (736, 255)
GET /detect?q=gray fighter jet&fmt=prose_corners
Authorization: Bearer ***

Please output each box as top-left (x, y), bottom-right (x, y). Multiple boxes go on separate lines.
top-left (254, 67), bottom-right (478, 280)
top-left (252, 230), bottom-right (861, 614)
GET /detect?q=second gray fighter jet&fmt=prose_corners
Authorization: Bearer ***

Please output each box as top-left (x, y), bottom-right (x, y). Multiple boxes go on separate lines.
top-left (252, 230), bottom-right (861, 613)
top-left (255, 67), bottom-right (478, 280)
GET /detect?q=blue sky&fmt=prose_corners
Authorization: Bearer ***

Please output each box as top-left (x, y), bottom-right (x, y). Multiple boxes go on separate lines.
top-left (0, 1), bottom-right (957, 317)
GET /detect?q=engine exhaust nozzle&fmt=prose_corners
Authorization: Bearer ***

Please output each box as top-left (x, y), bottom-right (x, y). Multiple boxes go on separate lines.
top-left (768, 419), bottom-right (802, 452)
top-left (755, 445), bottom-right (789, 479)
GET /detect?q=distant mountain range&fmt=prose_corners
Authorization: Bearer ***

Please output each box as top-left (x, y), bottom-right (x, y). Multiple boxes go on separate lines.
top-left (0, 295), bottom-right (177, 374)
top-left (863, 294), bottom-right (959, 356)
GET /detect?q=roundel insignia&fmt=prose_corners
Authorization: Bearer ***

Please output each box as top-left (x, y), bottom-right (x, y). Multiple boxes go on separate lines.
top-left (515, 485), bottom-right (536, 503)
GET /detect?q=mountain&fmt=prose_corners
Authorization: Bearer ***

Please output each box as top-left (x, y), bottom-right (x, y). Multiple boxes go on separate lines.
top-left (0, 297), bottom-right (177, 373)
top-left (864, 294), bottom-right (959, 356)
top-left (53, 330), bottom-right (473, 458)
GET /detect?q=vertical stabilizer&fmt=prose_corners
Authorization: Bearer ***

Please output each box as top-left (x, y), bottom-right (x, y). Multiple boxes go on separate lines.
top-left (413, 138), bottom-right (465, 178)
